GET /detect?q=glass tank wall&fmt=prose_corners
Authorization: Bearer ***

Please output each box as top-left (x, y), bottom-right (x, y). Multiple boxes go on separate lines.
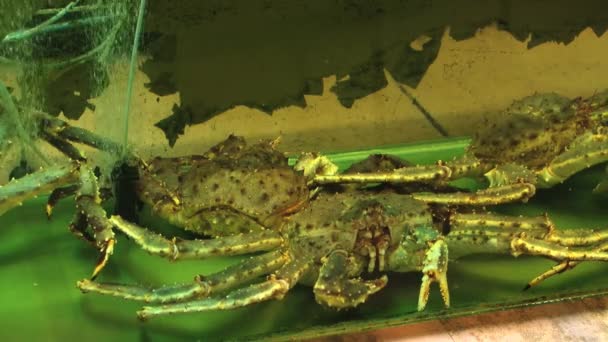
top-left (1, 1), bottom-right (608, 341)
top-left (2, 1), bottom-right (608, 174)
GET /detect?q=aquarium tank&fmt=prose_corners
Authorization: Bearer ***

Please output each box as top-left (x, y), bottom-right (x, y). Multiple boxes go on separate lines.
top-left (1, 0), bottom-right (608, 340)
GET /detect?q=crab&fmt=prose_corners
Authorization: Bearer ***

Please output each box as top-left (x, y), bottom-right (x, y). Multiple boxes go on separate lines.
top-left (2, 111), bottom-right (506, 278)
top-left (311, 91), bottom-right (608, 206)
top-left (75, 183), bottom-right (608, 320)
top-left (0, 114), bottom-right (313, 277)
top-left (1, 90), bottom-right (604, 285)
top-left (2, 103), bottom-right (608, 319)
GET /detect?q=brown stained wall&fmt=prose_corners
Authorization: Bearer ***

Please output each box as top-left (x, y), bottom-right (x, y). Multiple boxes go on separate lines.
top-left (71, 25), bottom-right (608, 157)
top-left (2, 1), bottom-right (608, 182)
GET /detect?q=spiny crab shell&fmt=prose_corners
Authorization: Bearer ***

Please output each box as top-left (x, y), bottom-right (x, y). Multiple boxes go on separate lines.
top-left (134, 135), bottom-right (310, 237)
top-left (471, 90), bottom-right (607, 170)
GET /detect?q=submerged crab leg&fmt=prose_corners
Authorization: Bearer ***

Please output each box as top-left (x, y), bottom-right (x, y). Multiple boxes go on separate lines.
top-left (76, 165), bottom-right (116, 278)
top-left (543, 228), bottom-right (608, 246)
top-left (447, 213), bottom-right (608, 286)
top-left (524, 229), bottom-right (608, 290)
top-left (77, 250), bottom-right (289, 303)
top-left (313, 250), bottom-right (388, 309)
top-left (536, 133), bottom-right (608, 187)
top-left (510, 238), bottom-right (608, 261)
top-left (137, 256), bottom-right (310, 320)
top-left (525, 240), bottom-right (608, 289)
top-left (412, 182), bottom-right (536, 205)
top-left (442, 155), bottom-right (491, 179)
top-left (312, 153), bottom-right (534, 206)
top-left (525, 261), bottom-right (581, 290)
top-left (312, 163), bottom-right (452, 184)
top-left (110, 216), bottom-right (282, 259)
top-left (447, 213), bottom-right (608, 252)
top-left (0, 160), bottom-right (115, 277)
top-left (39, 113), bottom-right (124, 155)
top-left (316, 154), bottom-right (489, 185)
top-left (447, 214), bottom-right (608, 255)
top-left (68, 211), bottom-right (95, 244)
top-left (0, 162), bottom-right (80, 215)
top-left (46, 185), bottom-right (79, 217)
top-left (523, 228), bottom-right (608, 287)
top-left (39, 131), bottom-right (87, 162)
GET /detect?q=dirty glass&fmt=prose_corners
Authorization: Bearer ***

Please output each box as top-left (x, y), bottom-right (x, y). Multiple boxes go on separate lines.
top-left (1, 1), bottom-right (607, 340)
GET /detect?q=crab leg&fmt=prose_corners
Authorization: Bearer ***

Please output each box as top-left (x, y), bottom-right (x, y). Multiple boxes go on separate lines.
top-left (36, 132), bottom-right (100, 219)
top-left (447, 213), bottom-right (608, 254)
top-left (77, 250), bottom-right (289, 303)
top-left (447, 213), bottom-right (551, 255)
top-left (524, 231), bottom-right (608, 287)
top-left (309, 152), bottom-right (534, 206)
top-left (110, 216), bottom-right (282, 259)
top-left (39, 131), bottom-right (87, 162)
top-left (524, 229), bottom-right (608, 290)
top-left (536, 133), bottom-right (608, 188)
top-left (446, 213), bottom-right (608, 287)
top-left (46, 184), bottom-right (79, 217)
top-left (412, 182), bottom-right (536, 205)
top-left (68, 211), bottom-right (95, 244)
top-left (0, 160), bottom-right (115, 277)
top-left (38, 113), bottom-right (124, 155)
top-left (37, 127), bottom-right (117, 274)
top-left (40, 115), bottom-right (185, 207)
top-left (543, 228), bottom-right (608, 246)
top-left (439, 155), bottom-right (493, 179)
top-left (76, 165), bottom-right (116, 278)
top-left (308, 153), bottom-right (491, 187)
top-left (525, 261), bottom-right (579, 290)
top-left (312, 163), bottom-right (452, 184)
top-left (313, 250), bottom-right (388, 309)
top-left (40, 115), bottom-right (177, 207)
top-left (137, 256), bottom-right (310, 320)
top-left (510, 238), bottom-right (608, 261)
top-left (0, 162), bottom-right (80, 215)
top-left (524, 238), bottom-right (608, 290)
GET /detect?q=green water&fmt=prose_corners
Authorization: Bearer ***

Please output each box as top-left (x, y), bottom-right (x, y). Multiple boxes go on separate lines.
top-left (2, 3), bottom-right (608, 340)
top-left (1, 138), bottom-right (607, 341)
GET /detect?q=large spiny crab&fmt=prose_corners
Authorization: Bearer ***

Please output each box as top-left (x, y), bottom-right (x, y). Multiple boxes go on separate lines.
top-left (1, 101), bottom-right (607, 319)
top-left (2, 110), bottom-right (507, 279)
top-left (322, 90), bottom-right (608, 207)
top-left (76, 184), bottom-right (608, 320)
top-left (0, 116), bottom-right (313, 277)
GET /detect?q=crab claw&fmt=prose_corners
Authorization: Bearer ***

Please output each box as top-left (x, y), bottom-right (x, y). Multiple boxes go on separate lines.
top-left (418, 239), bottom-right (450, 311)
top-left (293, 152), bottom-right (339, 179)
top-left (314, 275), bottom-right (388, 309)
top-left (313, 250), bottom-right (388, 309)
top-left (91, 238), bottom-right (116, 280)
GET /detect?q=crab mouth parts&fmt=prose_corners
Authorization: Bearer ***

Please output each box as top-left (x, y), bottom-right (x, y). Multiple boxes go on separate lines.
top-left (353, 208), bottom-right (392, 273)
